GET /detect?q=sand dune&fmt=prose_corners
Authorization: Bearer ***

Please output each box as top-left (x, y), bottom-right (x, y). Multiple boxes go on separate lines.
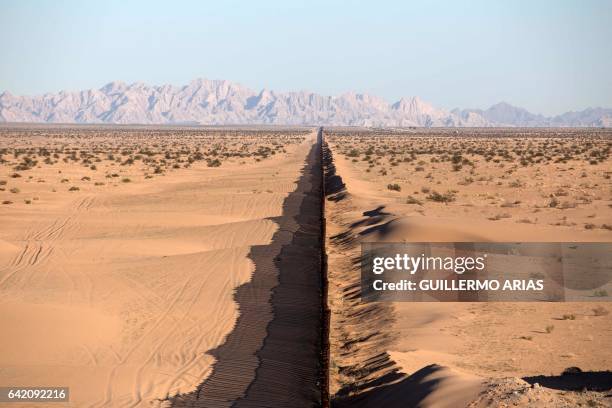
top-left (324, 140), bottom-right (486, 408)
top-left (169, 131), bottom-right (324, 407)
top-left (324, 129), bottom-right (612, 407)
top-left (0, 128), bottom-right (322, 407)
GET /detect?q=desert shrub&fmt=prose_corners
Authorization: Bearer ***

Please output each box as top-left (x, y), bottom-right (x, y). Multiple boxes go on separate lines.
top-left (593, 289), bottom-right (608, 297)
top-left (593, 306), bottom-right (609, 316)
top-left (387, 183), bottom-right (401, 192)
top-left (406, 196), bottom-right (422, 205)
top-left (489, 213), bottom-right (512, 221)
top-left (207, 159), bottom-right (222, 167)
top-left (517, 218), bottom-right (535, 224)
top-left (548, 196), bottom-right (559, 208)
top-left (68, 186), bottom-right (80, 191)
top-left (426, 190), bottom-right (456, 203)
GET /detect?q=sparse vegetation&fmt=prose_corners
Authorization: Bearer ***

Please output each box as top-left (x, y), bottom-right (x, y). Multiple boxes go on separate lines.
top-left (592, 289), bottom-right (608, 298)
top-left (0, 127), bottom-right (307, 213)
top-left (592, 306), bottom-right (609, 316)
top-left (489, 213), bottom-right (512, 221)
top-left (326, 128), bottom-right (611, 232)
top-left (427, 190), bottom-right (456, 203)
top-left (207, 158), bottom-right (222, 167)
top-left (406, 195), bottom-right (422, 205)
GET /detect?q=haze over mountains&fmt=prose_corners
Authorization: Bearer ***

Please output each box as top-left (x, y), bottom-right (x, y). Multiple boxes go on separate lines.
top-left (1, 78), bottom-right (610, 127)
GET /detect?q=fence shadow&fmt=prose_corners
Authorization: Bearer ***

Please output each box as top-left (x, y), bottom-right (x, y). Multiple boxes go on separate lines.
top-left (168, 140), bottom-right (322, 407)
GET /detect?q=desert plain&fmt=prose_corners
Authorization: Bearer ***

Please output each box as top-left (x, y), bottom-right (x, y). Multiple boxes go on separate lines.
top-left (0, 125), bottom-right (611, 408)
top-left (324, 127), bottom-right (612, 407)
top-left (0, 125), bottom-right (322, 407)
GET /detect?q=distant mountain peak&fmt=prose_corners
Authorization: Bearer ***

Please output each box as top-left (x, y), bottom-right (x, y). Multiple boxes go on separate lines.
top-left (100, 81), bottom-right (128, 93)
top-left (0, 78), bottom-right (610, 127)
top-left (490, 101), bottom-right (514, 108)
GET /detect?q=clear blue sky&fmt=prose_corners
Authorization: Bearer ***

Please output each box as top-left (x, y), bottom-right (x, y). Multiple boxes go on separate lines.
top-left (1, 0), bottom-right (610, 115)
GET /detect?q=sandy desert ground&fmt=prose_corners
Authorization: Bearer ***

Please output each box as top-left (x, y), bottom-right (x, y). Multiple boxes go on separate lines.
top-left (0, 126), bottom-right (322, 407)
top-left (324, 128), bottom-right (612, 407)
top-left (1, 125), bottom-right (611, 408)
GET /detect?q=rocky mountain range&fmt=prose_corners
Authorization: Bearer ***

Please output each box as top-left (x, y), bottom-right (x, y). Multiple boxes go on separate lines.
top-left (1, 79), bottom-right (610, 127)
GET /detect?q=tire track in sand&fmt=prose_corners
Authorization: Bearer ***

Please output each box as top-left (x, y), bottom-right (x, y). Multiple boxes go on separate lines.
top-left (0, 195), bottom-right (95, 290)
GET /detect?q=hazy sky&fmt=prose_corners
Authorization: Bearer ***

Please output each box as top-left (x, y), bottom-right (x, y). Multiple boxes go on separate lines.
top-left (1, 0), bottom-right (610, 115)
